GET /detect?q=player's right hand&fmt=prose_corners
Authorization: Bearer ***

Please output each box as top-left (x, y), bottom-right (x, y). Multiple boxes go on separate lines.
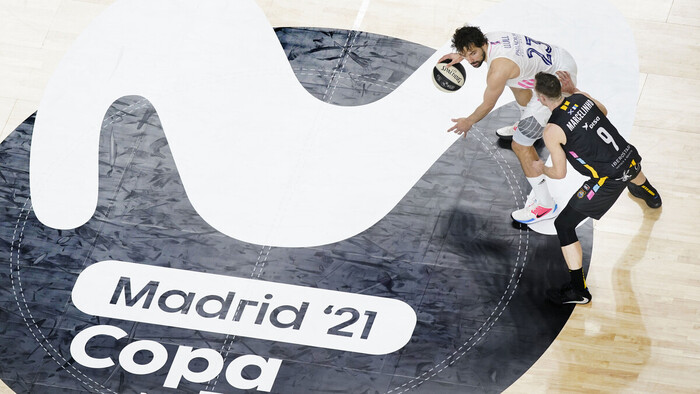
top-left (438, 53), bottom-right (464, 67)
top-left (448, 117), bottom-right (473, 138)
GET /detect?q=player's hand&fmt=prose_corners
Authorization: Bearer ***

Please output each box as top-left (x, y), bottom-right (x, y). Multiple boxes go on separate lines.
top-left (448, 117), bottom-right (473, 138)
top-left (532, 159), bottom-right (545, 175)
top-left (556, 71), bottom-right (578, 95)
top-left (438, 53), bottom-right (464, 67)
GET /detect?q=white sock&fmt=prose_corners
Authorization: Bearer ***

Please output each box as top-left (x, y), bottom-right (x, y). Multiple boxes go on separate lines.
top-left (527, 175), bottom-right (554, 207)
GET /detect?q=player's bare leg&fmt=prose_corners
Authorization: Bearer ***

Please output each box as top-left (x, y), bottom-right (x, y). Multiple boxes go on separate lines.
top-left (510, 140), bottom-right (557, 223)
top-left (561, 241), bottom-right (583, 271)
top-left (511, 142), bottom-right (540, 178)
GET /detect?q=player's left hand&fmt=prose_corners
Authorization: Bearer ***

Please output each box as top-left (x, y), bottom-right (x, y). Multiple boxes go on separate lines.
top-left (448, 117), bottom-right (473, 138)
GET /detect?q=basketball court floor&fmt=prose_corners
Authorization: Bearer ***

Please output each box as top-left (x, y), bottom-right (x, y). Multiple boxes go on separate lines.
top-left (0, 0), bottom-right (699, 393)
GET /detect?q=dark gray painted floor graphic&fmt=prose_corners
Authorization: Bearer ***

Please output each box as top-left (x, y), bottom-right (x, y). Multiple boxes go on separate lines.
top-left (0, 28), bottom-right (591, 393)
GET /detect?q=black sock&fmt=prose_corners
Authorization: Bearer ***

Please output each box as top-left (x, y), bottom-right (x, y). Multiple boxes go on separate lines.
top-left (569, 268), bottom-right (586, 292)
top-left (641, 180), bottom-right (659, 197)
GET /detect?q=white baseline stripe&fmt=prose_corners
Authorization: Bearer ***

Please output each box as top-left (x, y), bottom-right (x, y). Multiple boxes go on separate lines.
top-left (352, 0), bottom-right (371, 31)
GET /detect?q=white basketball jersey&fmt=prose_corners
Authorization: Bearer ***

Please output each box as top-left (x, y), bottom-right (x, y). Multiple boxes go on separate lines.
top-left (485, 31), bottom-right (563, 89)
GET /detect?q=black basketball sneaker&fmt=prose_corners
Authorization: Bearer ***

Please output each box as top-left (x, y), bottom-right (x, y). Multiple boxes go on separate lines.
top-left (628, 182), bottom-right (662, 208)
top-left (546, 282), bottom-right (592, 305)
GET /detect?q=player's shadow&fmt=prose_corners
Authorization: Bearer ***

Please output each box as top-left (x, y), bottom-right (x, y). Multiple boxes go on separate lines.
top-left (496, 135), bottom-right (545, 152)
top-left (552, 196), bottom-right (657, 390)
top-left (435, 207), bottom-right (582, 388)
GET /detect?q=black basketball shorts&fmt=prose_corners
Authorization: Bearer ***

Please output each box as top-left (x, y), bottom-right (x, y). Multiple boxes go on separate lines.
top-left (567, 163), bottom-right (642, 220)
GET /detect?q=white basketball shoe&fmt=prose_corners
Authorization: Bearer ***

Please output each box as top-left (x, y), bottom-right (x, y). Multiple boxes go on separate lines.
top-left (496, 122), bottom-right (518, 140)
top-left (511, 196), bottom-right (559, 224)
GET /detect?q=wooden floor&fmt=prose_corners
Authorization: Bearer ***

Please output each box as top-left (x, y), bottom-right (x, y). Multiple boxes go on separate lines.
top-left (1, 0), bottom-right (699, 392)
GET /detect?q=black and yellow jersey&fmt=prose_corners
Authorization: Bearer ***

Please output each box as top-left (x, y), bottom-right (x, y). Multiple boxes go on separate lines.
top-left (548, 93), bottom-right (640, 180)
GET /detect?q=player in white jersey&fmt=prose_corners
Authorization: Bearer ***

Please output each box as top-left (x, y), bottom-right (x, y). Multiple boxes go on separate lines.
top-left (439, 26), bottom-right (578, 224)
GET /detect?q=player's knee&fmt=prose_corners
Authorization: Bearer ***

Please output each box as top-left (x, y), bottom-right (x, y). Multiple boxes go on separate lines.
top-left (554, 214), bottom-right (578, 247)
top-left (516, 116), bottom-right (544, 140)
top-left (553, 214), bottom-right (567, 235)
top-left (555, 206), bottom-right (588, 247)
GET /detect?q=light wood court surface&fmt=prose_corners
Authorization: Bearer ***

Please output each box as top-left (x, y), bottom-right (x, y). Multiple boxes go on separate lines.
top-left (1, 0), bottom-right (699, 392)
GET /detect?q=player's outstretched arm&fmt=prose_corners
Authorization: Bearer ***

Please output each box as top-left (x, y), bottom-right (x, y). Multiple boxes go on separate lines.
top-left (467, 61), bottom-right (510, 123)
top-left (446, 64), bottom-right (508, 137)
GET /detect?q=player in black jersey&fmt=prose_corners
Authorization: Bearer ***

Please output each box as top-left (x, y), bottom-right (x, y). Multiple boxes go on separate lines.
top-left (533, 71), bottom-right (662, 305)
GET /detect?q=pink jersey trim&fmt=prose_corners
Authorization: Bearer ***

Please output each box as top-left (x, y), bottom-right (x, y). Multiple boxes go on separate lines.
top-left (518, 79), bottom-right (535, 89)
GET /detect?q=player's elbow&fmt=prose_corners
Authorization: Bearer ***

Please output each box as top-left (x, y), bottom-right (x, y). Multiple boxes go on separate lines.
top-left (547, 167), bottom-right (567, 180)
top-left (552, 172), bottom-right (566, 180)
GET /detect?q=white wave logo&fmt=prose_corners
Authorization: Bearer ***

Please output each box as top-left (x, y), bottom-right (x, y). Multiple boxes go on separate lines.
top-left (30, 0), bottom-right (491, 248)
top-left (29, 0), bottom-right (638, 246)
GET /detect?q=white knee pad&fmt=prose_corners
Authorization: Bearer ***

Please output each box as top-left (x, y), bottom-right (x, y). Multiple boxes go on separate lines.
top-left (513, 96), bottom-right (552, 145)
top-left (523, 94), bottom-right (551, 127)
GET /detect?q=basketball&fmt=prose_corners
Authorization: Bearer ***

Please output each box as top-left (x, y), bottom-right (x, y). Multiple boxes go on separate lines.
top-left (432, 59), bottom-right (466, 92)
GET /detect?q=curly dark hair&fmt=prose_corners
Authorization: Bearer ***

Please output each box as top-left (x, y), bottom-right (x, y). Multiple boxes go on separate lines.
top-left (534, 72), bottom-right (562, 98)
top-left (452, 26), bottom-right (488, 52)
